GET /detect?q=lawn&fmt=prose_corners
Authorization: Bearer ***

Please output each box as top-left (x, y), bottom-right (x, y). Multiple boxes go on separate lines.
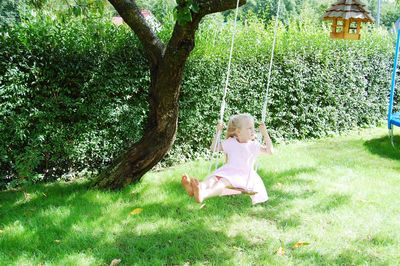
top-left (1, 126), bottom-right (399, 265)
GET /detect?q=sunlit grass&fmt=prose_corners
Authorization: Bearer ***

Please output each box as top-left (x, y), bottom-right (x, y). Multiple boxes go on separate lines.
top-left (1, 126), bottom-right (399, 265)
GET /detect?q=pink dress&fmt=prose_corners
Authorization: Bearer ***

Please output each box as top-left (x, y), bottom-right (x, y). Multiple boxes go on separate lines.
top-left (209, 137), bottom-right (268, 205)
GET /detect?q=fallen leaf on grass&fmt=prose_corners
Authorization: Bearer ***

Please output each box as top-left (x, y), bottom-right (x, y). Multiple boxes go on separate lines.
top-left (200, 204), bottom-right (206, 209)
top-left (42, 193), bottom-right (47, 197)
top-left (129, 208), bottom-right (143, 215)
top-left (292, 241), bottom-right (310, 249)
top-left (54, 240), bottom-right (61, 243)
top-left (110, 259), bottom-right (121, 266)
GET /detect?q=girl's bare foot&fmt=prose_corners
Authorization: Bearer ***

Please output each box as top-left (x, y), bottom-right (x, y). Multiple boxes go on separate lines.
top-left (191, 178), bottom-right (203, 203)
top-left (181, 174), bottom-right (193, 197)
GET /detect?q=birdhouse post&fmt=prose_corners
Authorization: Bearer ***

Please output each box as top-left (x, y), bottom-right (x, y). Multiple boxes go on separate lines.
top-left (322, 0), bottom-right (374, 40)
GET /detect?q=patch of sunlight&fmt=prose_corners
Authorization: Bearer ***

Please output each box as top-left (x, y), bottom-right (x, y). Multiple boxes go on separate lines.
top-left (3, 220), bottom-right (27, 237)
top-left (230, 247), bottom-right (253, 265)
top-left (70, 221), bottom-right (104, 236)
top-left (316, 168), bottom-right (358, 189)
top-left (133, 218), bottom-right (179, 235)
top-left (71, 223), bottom-right (87, 235)
top-left (0, 220), bottom-right (38, 249)
top-left (14, 254), bottom-right (40, 266)
top-left (39, 206), bottom-right (71, 224)
top-left (226, 214), bottom-right (279, 244)
top-left (310, 210), bottom-right (388, 248)
top-left (102, 199), bottom-right (132, 214)
top-left (279, 183), bottom-right (313, 197)
top-left (140, 190), bottom-right (171, 204)
top-left (80, 193), bottom-right (109, 204)
top-left (13, 191), bottom-right (40, 206)
top-left (56, 253), bottom-right (98, 265)
top-left (64, 223), bottom-right (109, 247)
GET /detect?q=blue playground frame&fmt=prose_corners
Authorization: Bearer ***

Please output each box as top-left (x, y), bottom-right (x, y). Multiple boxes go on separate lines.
top-left (388, 28), bottom-right (400, 130)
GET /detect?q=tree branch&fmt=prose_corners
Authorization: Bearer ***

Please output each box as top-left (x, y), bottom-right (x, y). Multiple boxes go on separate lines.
top-left (108, 0), bottom-right (165, 65)
top-left (197, 0), bottom-right (247, 16)
top-left (162, 0), bottom-right (247, 76)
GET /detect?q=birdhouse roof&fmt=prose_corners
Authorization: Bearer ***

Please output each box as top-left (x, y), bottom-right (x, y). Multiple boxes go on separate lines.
top-left (322, 0), bottom-right (374, 22)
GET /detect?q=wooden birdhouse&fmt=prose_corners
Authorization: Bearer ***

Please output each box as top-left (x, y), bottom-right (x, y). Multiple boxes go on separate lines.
top-left (322, 0), bottom-right (374, 40)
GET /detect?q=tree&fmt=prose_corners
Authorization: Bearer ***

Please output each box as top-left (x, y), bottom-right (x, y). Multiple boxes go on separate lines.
top-left (92, 0), bottom-right (247, 189)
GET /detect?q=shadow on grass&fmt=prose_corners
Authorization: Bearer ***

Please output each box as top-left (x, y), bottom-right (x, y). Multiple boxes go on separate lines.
top-left (0, 166), bottom-right (318, 264)
top-left (313, 193), bottom-right (352, 212)
top-left (363, 135), bottom-right (400, 161)
top-left (0, 180), bottom-right (276, 265)
top-left (0, 181), bottom-right (113, 263)
top-left (112, 219), bottom-right (258, 265)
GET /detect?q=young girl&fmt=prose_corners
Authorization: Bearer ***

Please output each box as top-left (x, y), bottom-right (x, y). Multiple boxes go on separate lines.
top-left (181, 113), bottom-right (274, 205)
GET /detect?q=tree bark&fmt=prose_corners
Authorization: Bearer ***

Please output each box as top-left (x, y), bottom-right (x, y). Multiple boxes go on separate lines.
top-left (93, 0), bottom-right (246, 189)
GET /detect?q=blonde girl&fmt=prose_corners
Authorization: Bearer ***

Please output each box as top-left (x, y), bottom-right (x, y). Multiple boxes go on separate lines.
top-left (181, 113), bottom-right (274, 205)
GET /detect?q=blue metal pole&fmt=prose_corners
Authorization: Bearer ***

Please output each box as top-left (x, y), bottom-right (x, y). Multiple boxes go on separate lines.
top-left (388, 29), bottom-right (400, 129)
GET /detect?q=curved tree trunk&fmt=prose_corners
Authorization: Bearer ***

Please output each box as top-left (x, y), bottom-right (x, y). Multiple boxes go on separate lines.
top-left (94, 62), bottom-right (184, 189)
top-left (92, 0), bottom-right (246, 189)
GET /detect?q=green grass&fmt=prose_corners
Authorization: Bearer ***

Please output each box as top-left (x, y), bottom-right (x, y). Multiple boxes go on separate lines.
top-left (1, 126), bottom-right (400, 265)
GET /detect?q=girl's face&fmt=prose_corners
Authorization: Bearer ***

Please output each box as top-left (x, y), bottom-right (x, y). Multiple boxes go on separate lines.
top-left (236, 119), bottom-right (255, 142)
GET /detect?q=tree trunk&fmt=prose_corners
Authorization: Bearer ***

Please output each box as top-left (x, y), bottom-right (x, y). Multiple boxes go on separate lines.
top-left (92, 0), bottom-right (246, 189)
top-left (93, 51), bottom-right (190, 189)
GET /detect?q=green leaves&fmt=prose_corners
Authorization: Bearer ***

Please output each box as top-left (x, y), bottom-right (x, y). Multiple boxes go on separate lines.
top-left (173, 0), bottom-right (199, 25)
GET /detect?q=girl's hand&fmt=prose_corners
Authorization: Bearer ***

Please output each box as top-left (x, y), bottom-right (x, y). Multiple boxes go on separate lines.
top-left (259, 123), bottom-right (268, 136)
top-left (216, 122), bottom-right (224, 132)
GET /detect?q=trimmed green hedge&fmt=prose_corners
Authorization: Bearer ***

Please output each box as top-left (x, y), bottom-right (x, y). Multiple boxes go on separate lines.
top-left (0, 15), bottom-right (397, 187)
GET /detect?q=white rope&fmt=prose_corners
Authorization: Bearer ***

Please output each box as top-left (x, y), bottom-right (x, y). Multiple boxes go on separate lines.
top-left (218, 0), bottom-right (241, 123)
top-left (253, 0), bottom-right (281, 184)
top-left (208, 130), bottom-right (221, 174)
top-left (261, 0), bottom-right (281, 124)
top-left (208, 0), bottom-right (241, 175)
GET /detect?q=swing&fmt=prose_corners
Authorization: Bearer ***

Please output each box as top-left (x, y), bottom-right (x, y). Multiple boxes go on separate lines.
top-left (388, 27), bottom-right (400, 146)
top-left (207, 0), bottom-right (281, 195)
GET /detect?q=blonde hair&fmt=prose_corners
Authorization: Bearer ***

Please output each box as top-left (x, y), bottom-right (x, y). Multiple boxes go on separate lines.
top-left (226, 113), bottom-right (254, 139)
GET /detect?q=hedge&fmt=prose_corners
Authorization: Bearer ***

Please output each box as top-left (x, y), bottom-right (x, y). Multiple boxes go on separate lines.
top-left (0, 14), bottom-right (397, 188)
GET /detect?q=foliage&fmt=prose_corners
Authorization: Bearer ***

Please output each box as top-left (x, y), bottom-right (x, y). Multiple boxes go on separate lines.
top-left (0, 12), bottom-right (398, 187)
top-left (18, 0), bottom-right (113, 22)
top-left (0, 0), bottom-right (20, 29)
top-left (380, 3), bottom-right (400, 30)
top-left (173, 0), bottom-right (199, 25)
top-left (0, 15), bottom-right (149, 187)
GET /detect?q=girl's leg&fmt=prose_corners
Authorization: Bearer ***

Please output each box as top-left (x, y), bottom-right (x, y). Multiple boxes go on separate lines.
top-left (181, 174), bottom-right (219, 197)
top-left (192, 178), bottom-right (231, 203)
top-left (200, 175), bottom-right (219, 189)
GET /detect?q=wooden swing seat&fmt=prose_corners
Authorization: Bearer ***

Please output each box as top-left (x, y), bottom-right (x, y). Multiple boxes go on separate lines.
top-left (226, 186), bottom-right (258, 195)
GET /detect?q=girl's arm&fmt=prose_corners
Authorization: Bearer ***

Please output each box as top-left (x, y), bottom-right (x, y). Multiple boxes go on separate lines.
top-left (259, 123), bottom-right (274, 155)
top-left (209, 122), bottom-right (224, 152)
